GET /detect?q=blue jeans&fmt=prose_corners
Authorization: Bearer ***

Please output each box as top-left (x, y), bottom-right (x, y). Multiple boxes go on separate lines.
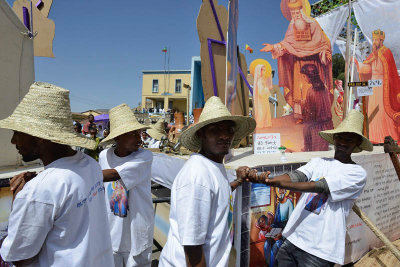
top-left (275, 240), bottom-right (335, 267)
top-left (264, 238), bottom-right (284, 267)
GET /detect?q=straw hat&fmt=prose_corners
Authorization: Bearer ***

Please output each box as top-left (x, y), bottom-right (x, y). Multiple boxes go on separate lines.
top-left (101, 104), bottom-right (149, 144)
top-left (319, 109), bottom-right (373, 153)
top-left (0, 82), bottom-right (96, 149)
top-left (179, 96), bottom-right (256, 152)
top-left (147, 119), bottom-right (167, 141)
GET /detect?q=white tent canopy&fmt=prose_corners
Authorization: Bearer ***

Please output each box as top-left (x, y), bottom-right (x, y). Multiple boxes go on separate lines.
top-left (0, 0), bottom-right (34, 167)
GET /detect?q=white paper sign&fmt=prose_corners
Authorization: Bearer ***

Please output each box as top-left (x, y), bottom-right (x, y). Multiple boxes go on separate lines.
top-left (357, 86), bottom-right (373, 96)
top-left (254, 133), bottom-right (280, 155)
top-left (368, 79), bottom-right (382, 87)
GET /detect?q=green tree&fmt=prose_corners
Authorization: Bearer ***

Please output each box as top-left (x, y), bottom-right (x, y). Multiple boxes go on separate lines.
top-left (332, 53), bottom-right (345, 80)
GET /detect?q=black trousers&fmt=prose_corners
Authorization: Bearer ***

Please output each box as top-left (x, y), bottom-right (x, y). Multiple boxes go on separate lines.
top-left (275, 239), bottom-right (335, 267)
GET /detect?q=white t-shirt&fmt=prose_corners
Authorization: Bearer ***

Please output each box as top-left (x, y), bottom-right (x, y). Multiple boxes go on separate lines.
top-left (0, 151), bottom-right (113, 266)
top-left (282, 157), bottom-right (367, 264)
top-left (159, 154), bottom-right (233, 267)
top-left (99, 147), bottom-right (154, 256)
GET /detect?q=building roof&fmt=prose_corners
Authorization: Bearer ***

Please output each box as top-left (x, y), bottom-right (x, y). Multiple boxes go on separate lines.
top-left (142, 70), bottom-right (191, 75)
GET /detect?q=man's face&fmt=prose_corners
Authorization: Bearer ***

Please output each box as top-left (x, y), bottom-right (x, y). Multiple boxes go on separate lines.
top-left (89, 128), bottom-right (97, 137)
top-left (88, 115), bottom-right (94, 123)
top-left (198, 120), bottom-right (235, 156)
top-left (290, 9), bottom-right (302, 20)
top-left (115, 130), bottom-right (142, 153)
top-left (141, 131), bottom-right (149, 140)
top-left (372, 38), bottom-right (383, 52)
top-left (74, 125), bottom-right (81, 133)
top-left (278, 188), bottom-right (286, 201)
top-left (333, 132), bottom-right (362, 155)
top-left (11, 131), bottom-right (40, 162)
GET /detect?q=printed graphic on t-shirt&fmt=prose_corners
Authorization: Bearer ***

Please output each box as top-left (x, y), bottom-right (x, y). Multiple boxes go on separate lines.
top-left (228, 194), bottom-right (234, 243)
top-left (304, 192), bottom-right (328, 214)
top-left (107, 181), bottom-right (129, 217)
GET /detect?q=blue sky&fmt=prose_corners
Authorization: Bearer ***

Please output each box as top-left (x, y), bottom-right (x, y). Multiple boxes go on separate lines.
top-left (7, 0), bottom-right (325, 112)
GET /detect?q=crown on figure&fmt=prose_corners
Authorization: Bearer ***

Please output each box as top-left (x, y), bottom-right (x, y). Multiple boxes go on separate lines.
top-left (372, 29), bottom-right (385, 41)
top-left (288, 0), bottom-right (303, 10)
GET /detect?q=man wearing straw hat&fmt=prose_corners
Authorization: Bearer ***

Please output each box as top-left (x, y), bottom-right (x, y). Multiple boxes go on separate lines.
top-left (248, 110), bottom-right (373, 266)
top-left (145, 119), bottom-right (167, 148)
top-left (159, 96), bottom-right (257, 267)
top-left (99, 104), bottom-right (154, 267)
top-left (0, 82), bottom-right (113, 266)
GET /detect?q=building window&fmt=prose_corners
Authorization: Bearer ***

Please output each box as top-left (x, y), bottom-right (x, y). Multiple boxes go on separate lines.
top-left (175, 79), bottom-right (182, 93)
top-left (152, 80), bottom-right (159, 93)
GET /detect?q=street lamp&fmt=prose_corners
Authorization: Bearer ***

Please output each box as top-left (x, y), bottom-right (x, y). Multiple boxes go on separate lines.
top-left (183, 83), bottom-right (191, 126)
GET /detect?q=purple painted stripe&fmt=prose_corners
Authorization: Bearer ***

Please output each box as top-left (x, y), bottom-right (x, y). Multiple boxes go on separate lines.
top-left (208, 38), bottom-right (226, 97)
top-left (209, 0), bottom-right (225, 42)
top-left (35, 0), bottom-right (43, 8)
top-left (238, 66), bottom-right (253, 95)
top-left (207, 37), bottom-right (253, 97)
top-left (22, 7), bottom-right (30, 30)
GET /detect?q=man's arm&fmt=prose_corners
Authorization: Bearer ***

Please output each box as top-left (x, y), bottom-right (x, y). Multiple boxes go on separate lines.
top-left (102, 169), bottom-right (120, 182)
top-left (184, 245), bottom-right (206, 267)
top-left (252, 172), bottom-right (328, 193)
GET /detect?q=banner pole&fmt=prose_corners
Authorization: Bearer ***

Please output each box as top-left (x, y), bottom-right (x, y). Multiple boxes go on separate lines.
top-left (343, 0), bottom-right (352, 119)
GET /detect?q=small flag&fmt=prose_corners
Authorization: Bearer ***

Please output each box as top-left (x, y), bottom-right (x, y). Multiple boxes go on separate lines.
top-left (245, 44), bottom-right (253, 54)
top-left (162, 47), bottom-right (167, 53)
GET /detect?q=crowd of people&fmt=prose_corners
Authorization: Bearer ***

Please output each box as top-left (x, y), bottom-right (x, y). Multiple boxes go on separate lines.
top-left (71, 112), bottom-right (169, 162)
top-left (0, 82), bottom-right (372, 267)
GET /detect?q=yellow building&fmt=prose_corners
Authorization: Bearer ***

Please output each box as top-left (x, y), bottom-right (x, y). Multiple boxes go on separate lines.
top-left (141, 70), bottom-right (191, 113)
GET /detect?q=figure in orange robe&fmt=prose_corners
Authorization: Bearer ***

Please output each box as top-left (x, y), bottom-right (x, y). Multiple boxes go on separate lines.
top-left (261, 0), bottom-right (332, 123)
top-left (356, 29), bottom-right (400, 144)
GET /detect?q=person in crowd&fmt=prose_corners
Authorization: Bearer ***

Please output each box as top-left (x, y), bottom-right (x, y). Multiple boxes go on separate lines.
top-left (82, 114), bottom-right (95, 135)
top-left (99, 104), bottom-right (154, 267)
top-left (247, 109), bottom-right (372, 266)
top-left (0, 82), bottom-right (113, 266)
top-left (300, 63), bottom-right (333, 151)
top-left (73, 121), bottom-right (83, 134)
top-left (103, 128), bottom-right (110, 138)
top-left (98, 125), bottom-right (104, 138)
top-left (146, 119), bottom-right (167, 148)
top-left (84, 124), bottom-right (102, 161)
top-left (140, 130), bottom-right (153, 148)
top-left (159, 96), bottom-right (258, 267)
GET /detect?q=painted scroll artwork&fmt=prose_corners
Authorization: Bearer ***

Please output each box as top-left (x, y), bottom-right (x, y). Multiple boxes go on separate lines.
top-left (355, 29), bottom-right (400, 144)
top-left (249, 183), bottom-right (301, 266)
top-left (252, 0), bottom-right (334, 152)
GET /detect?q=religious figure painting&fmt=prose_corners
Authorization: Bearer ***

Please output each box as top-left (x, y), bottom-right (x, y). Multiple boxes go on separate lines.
top-left (250, 183), bottom-right (301, 267)
top-left (261, 0), bottom-right (333, 124)
top-left (355, 29), bottom-right (400, 144)
top-left (107, 181), bottom-right (129, 217)
top-left (251, 0), bottom-right (333, 152)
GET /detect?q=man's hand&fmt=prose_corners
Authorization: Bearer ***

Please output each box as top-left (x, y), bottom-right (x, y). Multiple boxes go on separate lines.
top-left (236, 166), bottom-right (250, 183)
top-left (260, 43), bottom-right (273, 52)
top-left (10, 171), bottom-right (37, 200)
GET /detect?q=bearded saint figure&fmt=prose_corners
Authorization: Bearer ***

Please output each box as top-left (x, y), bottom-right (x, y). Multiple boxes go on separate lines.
top-left (261, 0), bottom-right (333, 124)
top-left (355, 29), bottom-right (400, 144)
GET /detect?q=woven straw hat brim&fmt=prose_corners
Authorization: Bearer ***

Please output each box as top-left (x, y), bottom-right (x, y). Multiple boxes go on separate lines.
top-left (0, 81), bottom-right (96, 150)
top-left (0, 118), bottom-right (96, 149)
top-left (179, 115), bottom-right (256, 152)
top-left (319, 129), bottom-right (373, 153)
top-left (147, 128), bottom-right (166, 141)
top-left (100, 124), bottom-right (149, 145)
